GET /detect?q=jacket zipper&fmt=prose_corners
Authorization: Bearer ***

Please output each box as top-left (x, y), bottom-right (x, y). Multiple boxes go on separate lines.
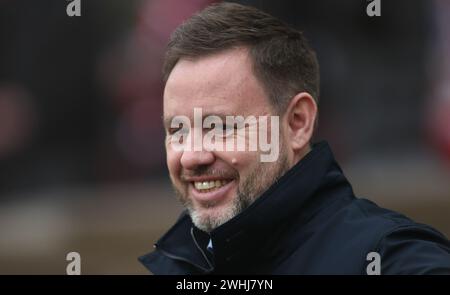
top-left (154, 228), bottom-right (214, 273)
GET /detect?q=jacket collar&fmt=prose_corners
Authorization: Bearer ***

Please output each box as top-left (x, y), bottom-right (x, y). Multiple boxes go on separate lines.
top-left (140, 141), bottom-right (351, 273)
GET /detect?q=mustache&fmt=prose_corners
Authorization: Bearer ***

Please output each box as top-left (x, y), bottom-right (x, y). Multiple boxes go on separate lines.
top-left (180, 166), bottom-right (238, 181)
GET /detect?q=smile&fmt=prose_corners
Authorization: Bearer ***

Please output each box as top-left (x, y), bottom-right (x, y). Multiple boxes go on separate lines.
top-left (193, 179), bottom-right (232, 193)
top-left (190, 179), bottom-right (235, 205)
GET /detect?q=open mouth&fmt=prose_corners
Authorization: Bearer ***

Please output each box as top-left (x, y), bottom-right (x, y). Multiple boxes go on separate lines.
top-left (193, 179), bottom-right (232, 193)
top-left (189, 178), bottom-right (235, 205)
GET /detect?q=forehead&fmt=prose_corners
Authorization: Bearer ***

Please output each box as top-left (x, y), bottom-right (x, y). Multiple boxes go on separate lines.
top-left (163, 48), bottom-right (271, 120)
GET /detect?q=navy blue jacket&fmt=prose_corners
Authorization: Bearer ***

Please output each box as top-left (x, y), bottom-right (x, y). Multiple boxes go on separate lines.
top-left (139, 142), bottom-right (450, 274)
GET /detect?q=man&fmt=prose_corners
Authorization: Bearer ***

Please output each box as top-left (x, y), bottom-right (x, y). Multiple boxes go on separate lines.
top-left (139, 2), bottom-right (450, 274)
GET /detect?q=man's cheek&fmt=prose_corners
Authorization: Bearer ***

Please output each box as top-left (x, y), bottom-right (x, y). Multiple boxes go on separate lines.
top-left (230, 152), bottom-right (260, 169)
top-left (216, 151), bottom-right (258, 182)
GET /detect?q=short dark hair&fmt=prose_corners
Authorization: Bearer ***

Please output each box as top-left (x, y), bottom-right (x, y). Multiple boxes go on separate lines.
top-left (163, 2), bottom-right (320, 113)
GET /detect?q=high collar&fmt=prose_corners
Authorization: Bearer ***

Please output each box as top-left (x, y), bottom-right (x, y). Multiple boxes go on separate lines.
top-left (142, 141), bottom-right (354, 274)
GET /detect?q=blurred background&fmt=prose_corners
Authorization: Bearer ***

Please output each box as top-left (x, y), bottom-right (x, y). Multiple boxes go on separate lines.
top-left (0, 0), bottom-right (449, 274)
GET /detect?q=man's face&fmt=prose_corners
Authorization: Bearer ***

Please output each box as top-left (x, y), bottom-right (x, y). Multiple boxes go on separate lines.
top-left (163, 48), bottom-right (290, 232)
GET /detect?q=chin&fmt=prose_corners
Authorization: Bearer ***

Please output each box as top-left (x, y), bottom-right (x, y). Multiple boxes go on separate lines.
top-left (190, 201), bottom-right (237, 232)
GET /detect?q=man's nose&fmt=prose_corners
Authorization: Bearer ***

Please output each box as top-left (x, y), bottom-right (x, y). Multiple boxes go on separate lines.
top-left (180, 150), bottom-right (215, 170)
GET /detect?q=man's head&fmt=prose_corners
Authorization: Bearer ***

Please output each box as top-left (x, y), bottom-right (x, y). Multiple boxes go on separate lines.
top-left (163, 2), bottom-right (319, 232)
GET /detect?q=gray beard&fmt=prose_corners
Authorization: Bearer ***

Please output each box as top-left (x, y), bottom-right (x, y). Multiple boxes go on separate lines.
top-left (172, 151), bottom-right (290, 233)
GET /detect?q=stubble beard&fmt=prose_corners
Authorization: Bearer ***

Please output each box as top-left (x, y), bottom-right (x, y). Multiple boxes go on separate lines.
top-left (171, 148), bottom-right (290, 233)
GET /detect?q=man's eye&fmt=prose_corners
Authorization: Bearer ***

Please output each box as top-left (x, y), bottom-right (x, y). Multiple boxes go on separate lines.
top-left (167, 127), bottom-right (179, 135)
top-left (216, 123), bottom-right (234, 131)
top-left (208, 123), bottom-right (235, 133)
top-left (206, 123), bottom-right (226, 130)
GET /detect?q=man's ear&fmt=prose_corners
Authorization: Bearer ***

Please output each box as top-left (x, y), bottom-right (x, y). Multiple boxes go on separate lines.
top-left (285, 92), bottom-right (318, 153)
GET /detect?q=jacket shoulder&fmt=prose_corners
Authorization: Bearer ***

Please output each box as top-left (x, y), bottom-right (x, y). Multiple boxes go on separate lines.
top-left (349, 198), bottom-right (450, 274)
top-left (281, 197), bottom-right (450, 274)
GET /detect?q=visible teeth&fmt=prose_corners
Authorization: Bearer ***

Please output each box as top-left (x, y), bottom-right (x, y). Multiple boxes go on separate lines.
top-left (194, 180), bottom-right (230, 191)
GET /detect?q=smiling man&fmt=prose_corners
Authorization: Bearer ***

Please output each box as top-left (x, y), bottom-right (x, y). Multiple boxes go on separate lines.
top-left (163, 47), bottom-right (293, 233)
top-left (139, 2), bottom-right (450, 274)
